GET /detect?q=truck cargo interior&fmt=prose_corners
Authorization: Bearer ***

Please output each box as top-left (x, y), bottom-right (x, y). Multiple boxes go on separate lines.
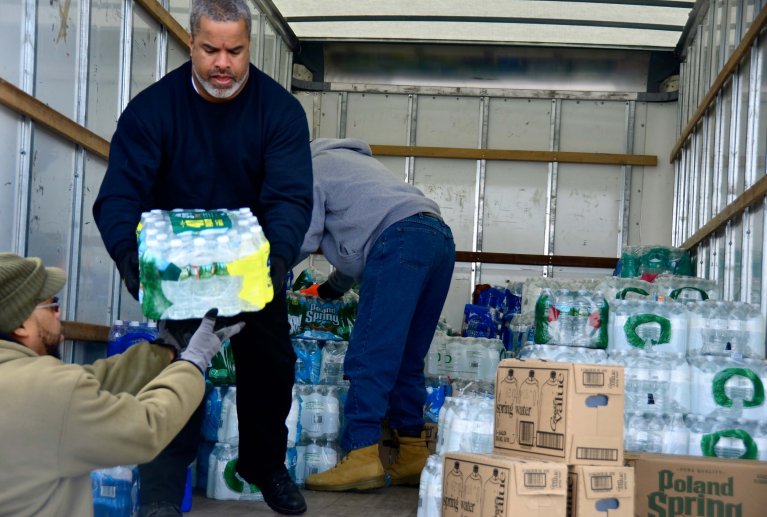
top-left (2, 0), bottom-right (767, 515)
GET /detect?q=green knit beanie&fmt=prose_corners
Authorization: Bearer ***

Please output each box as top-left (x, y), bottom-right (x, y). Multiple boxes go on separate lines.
top-left (0, 253), bottom-right (67, 333)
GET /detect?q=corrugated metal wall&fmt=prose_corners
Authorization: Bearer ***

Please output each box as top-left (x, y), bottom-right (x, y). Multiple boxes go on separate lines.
top-left (295, 90), bottom-right (676, 329)
top-left (674, 0), bottom-right (766, 311)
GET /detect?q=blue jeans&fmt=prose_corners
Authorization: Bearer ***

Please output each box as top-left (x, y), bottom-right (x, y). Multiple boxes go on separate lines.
top-left (341, 213), bottom-right (455, 450)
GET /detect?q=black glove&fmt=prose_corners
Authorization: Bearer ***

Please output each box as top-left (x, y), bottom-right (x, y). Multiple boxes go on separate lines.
top-left (116, 249), bottom-right (140, 301)
top-left (317, 281), bottom-right (346, 300)
top-left (269, 256), bottom-right (287, 296)
top-left (178, 309), bottom-right (245, 373)
top-left (155, 317), bottom-right (204, 357)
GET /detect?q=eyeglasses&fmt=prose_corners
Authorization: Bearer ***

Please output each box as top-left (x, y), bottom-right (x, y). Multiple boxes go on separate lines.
top-left (35, 296), bottom-right (60, 313)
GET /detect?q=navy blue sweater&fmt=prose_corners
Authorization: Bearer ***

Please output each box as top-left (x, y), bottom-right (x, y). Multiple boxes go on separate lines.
top-left (93, 61), bottom-right (313, 267)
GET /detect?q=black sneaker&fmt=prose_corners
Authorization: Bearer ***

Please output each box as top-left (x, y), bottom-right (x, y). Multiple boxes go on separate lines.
top-left (255, 466), bottom-right (307, 515)
top-left (137, 501), bottom-right (181, 517)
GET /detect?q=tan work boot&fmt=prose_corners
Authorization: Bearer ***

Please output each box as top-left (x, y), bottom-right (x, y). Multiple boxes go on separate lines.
top-left (386, 433), bottom-right (430, 486)
top-left (304, 444), bottom-right (386, 492)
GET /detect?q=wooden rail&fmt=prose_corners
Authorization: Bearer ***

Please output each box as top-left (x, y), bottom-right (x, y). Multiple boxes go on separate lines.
top-left (0, 78), bottom-right (110, 161)
top-left (455, 251), bottom-right (617, 269)
top-left (134, 0), bottom-right (190, 50)
top-left (372, 145), bottom-right (656, 166)
top-left (681, 174), bottom-right (767, 250)
top-left (62, 320), bottom-right (111, 343)
top-left (670, 4), bottom-right (767, 163)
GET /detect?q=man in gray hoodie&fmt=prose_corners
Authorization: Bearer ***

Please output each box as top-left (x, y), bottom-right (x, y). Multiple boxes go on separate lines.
top-left (300, 138), bottom-right (455, 491)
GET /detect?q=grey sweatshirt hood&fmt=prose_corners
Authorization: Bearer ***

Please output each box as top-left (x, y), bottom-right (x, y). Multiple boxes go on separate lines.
top-left (300, 138), bottom-right (441, 287)
top-left (311, 138), bottom-right (371, 157)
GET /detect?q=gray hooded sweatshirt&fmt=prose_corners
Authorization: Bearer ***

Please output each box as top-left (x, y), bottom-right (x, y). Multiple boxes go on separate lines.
top-left (300, 138), bottom-right (441, 292)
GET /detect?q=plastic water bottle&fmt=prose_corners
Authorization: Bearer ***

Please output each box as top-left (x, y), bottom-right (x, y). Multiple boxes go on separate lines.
top-left (202, 385), bottom-right (228, 442)
top-left (91, 465), bottom-right (138, 517)
top-left (299, 386), bottom-right (325, 439)
top-left (319, 341), bottom-right (348, 385)
top-left (106, 320), bottom-right (125, 357)
top-left (667, 353), bottom-right (691, 413)
top-left (322, 387), bottom-right (341, 440)
top-left (662, 413), bottom-right (690, 455)
top-left (468, 398), bottom-right (495, 453)
top-left (292, 339), bottom-right (322, 384)
top-left (218, 387), bottom-right (239, 445)
top-left (286, 387), bottom-right (300, 448)
top-left (417, 455), bottom-right (443, 517)
top-left (302, 439), bottom-right (338, 478)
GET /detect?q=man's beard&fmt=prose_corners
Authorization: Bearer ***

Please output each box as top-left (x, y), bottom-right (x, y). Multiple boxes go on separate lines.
top-left (39, 327), bottom-right (62, 358)
top-left (193, 67), bottom-right (247, 99)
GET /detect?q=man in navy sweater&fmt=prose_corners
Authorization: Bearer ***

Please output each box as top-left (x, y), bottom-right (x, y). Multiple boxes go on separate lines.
top-left (93, 0), bottom-right (311, 515)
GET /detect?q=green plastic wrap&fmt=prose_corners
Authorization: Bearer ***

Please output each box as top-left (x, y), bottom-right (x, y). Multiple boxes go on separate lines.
top-left (711, 368), bottom-right (765, 408)
top-left (700, 429), bottom-right (758, 460)
top-left (623, 314), bottom-right (671, 348)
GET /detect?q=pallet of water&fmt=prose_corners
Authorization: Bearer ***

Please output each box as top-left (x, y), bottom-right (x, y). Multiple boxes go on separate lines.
top-left (137, 208), bottom-right (272, 320)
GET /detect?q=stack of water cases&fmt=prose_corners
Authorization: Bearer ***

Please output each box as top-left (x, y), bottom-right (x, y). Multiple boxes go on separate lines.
top-left (607, 275), bottom-right (767, 460)
top-left (417, 387), bottom-right (495, 517)
top-left (197, 340), bottom-right (264, 502)
top-left (137, 208), bottom-right (272, 320)
top-left (461, 282), bottom-right (523, 354)
top-left (91, 321), bottom-right (159, 516)
top-left (287, 338), bottom-right (349, 486)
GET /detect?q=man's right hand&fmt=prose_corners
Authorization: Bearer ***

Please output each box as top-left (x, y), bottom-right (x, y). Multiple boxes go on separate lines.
top-left (116, 250), bottom-right (140, 301)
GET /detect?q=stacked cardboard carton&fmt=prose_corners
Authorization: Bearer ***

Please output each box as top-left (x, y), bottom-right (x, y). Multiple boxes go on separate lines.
top-left (481, 358), bottom-right (635, 517)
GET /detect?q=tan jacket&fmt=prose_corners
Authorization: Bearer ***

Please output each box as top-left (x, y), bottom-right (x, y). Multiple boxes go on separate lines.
top-left (0, 339), bottom-right (204, 517)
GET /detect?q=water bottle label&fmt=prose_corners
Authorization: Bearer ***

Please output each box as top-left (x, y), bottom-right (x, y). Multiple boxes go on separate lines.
top-left (168, 210), bottom-right (232, 233)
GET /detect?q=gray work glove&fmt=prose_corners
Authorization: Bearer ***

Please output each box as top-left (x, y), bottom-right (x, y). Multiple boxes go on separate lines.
top-left (178, 309), bottom-right (245, 374)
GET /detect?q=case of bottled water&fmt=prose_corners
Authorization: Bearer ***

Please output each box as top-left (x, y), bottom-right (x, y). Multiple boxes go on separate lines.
top-left (297, 385), bottom-right (344, 441)
top-left (607, 299), bottom-right (688, 354)
top-left (520, 277), bottom-right (601, 321)
top-left (687, 301), bottom-right (766, 358)
top-left (106, 320), bottom-right (158, 357)
top-left (435, 395), bottom-right (494, 456)
top-left (91, 465), bottom-right (139, 517)
top-left (438, 336), bottom-right (503, 382)
top-left (138, 208), bottom-right (272, 320)
top-left (653, 274), bottom-right (718, 302)
top-left (689, 355), bottom-right (767, 420)
top-left (596, 276), bottom-right (656, 302)
top-left (533, 288), bottom-right (608, 348)
top-left (619, 245), bottom-right (693, 278)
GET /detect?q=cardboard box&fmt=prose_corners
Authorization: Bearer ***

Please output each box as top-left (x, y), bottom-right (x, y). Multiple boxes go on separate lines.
top-left (626, 453), bottom-right (767, 517)
top-left (494, 359), bottom-right (624, 465)
top-left (568, 465), bottom-right (635, 517)
top-left (442, 451), bottom-right (567, 517)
